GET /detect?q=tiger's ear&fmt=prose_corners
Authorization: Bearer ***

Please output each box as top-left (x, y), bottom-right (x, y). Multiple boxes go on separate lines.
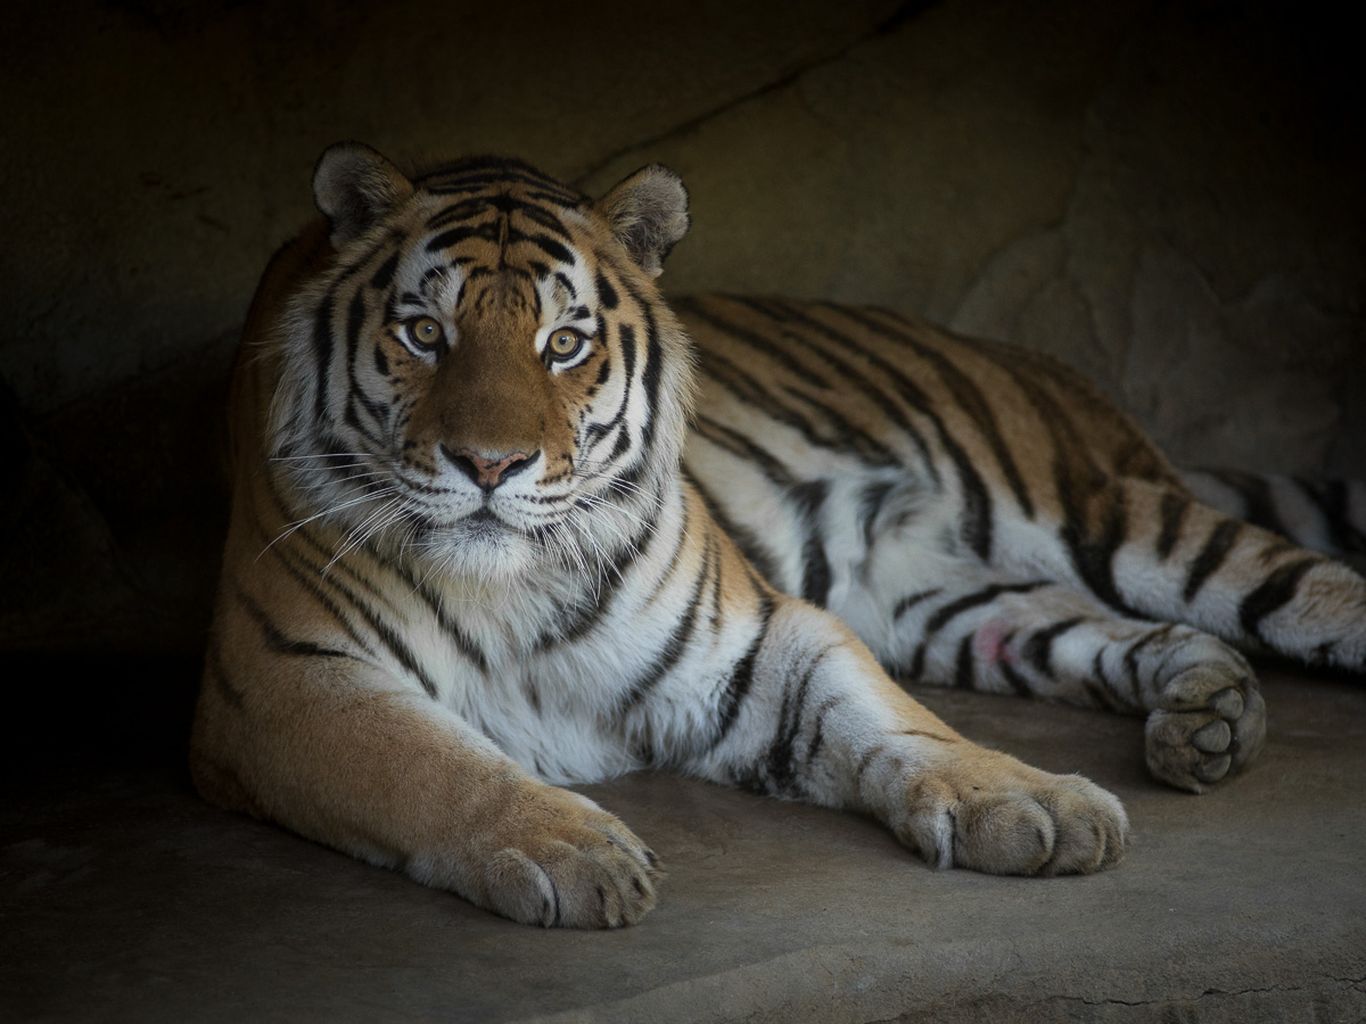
top-left (313, 142), bottom-right (414, 248)
top-left (595, 165), bottom-right (690, 278)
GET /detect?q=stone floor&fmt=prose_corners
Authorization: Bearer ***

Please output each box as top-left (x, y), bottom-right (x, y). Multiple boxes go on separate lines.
top-left (2, 666), bottom-right (1364, 1024)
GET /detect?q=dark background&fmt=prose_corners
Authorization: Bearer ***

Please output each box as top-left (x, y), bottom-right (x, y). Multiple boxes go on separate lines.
top-left (4, 0), bottom-right (1363, 675)
top-left (2, 9), bottom-right (1364, 1019)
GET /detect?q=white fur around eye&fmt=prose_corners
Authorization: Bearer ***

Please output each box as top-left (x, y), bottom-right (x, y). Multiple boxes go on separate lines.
top-left (537, 324), bottom-right (595, 371)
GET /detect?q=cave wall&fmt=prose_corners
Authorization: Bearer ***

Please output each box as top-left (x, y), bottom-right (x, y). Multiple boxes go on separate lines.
top-left (3, 0), bottom-right (1362, 654)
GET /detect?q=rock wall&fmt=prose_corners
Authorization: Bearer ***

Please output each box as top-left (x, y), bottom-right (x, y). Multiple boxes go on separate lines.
top-left (2, 0), bottom-right (1361, 653)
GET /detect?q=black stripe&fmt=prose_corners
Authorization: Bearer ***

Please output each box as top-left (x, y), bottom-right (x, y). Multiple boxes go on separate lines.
top-left (1239, 557), bottom-right (1320, 641)
top-left (265, 544), bottom-right (377, 657)
top-left (1088, 649), bottom-right (1123, 711)
top-left (693, 415), bottom-right (796, 490)
top-left (953, 635), bottom-right (975, 689)
top-left (684, 309), bottom-right (901, 468)
top-left (370, 250), bottom-right (400, 289)
top-left (205, 637), bottom-right (246, 710)
top-left (630, 279), bottom-right (666, 462)
top-left (1058, 481), bottom-right (1133, 614)
top-left (698, 346), bottom-right (897, 466)
top-left (790, 480), bottom-right (831, 605)
top-left (424, 196), bottom-right (493, 228)
top-left (859, 480), bottom-right (895, 549)
top-left (431, 194), bottom-right (572, 240)
top-left (761, 645), bottom-right (833, 795)
top-left (998, 657), bottom-right (1033, 697)
top-left (292, 525), bottom-right (404, 617)
top-left (422, 170), bottom-right (582, 205)
top-left (708, 526), bottom-right (725, 633)
top-left (682, 298), bottom-right (835, 392)
top-left (807, 305), bottom-right (1006, 555)
top-left (845, 304), bottom-right (1105, 574)
top-left (595, 270), bottom-right (619, 309)
top-left (620, 534), bottom-right (712, 713)
top-left (950, 438), bottom-right (995, 560)
top-left (1122, 624), bottom-right (1175, 704)
top-left (605, 428), bottom-right (631, 465)
top-left (508, 227), bottom-right (575, 265)
top-left (234, 585), bottom-right (355, 660)
top-left (277, 546), bottom-right (441, 698)
top-left (334, 594), bottom-right (441, 698)
top-left (855, 744), bottom-right (887, 783)
top-left (1296, 477), bottom-right (1364, 554)
top-left (1156, 490), bottom-right (1189, 560)
top-left (687, 471), bottom-right (783, 587)
top-left (343, 394), bottom-right (384, 448)
top-left (710, 595), bottom-right (774, 748)
top-left (804, 694), bottom-right (844, 769)
top-left (1212, 469), bottom-right (1278, 532)
top-left (893, 588), bottom-right (942, 620)
top-left (358, 551), bottom-right (489, 675)
top-left (731, 298), bottom-right (940, 476)
top-left (828, 303), bottom-right (1035, 517)
top-left (584, 322), bottom-right (637, 449)
top-left (906, 640), bottom-right (927, 681)
top-left (756, 668), bottom-right (810, 791)
top-left (253, 513), bottom-right (378, 662)
top-left (1022, 616), bottom-right (1087, 676)
top-left (426, 221), bottom-right (502, 253)
top-left (535, 489), bottom-right (664, 648)
top-left (642, 492), bottom-right (693, 606)
top-left (311, 292), bottom-right (337, 423)
top-left (346, 288), bottom-right (393, 432)
top-left (924, 581), bottom-right (1047, 635)
top-left (1183, 518), bottom-right (1243, 602)
top-left (421, 163), bottom-right (583, 197)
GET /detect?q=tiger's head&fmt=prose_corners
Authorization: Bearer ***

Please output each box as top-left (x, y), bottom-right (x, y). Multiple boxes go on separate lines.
top-left (268, 142), bottom-right (695, 581)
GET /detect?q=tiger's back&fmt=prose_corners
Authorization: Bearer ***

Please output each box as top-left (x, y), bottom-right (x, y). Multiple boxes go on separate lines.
top-left (681, 293), bottom-right (1180, 597)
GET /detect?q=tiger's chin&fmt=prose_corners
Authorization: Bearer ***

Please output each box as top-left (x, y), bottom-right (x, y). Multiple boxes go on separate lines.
top-left (406, 511), bottom-right (544, 584)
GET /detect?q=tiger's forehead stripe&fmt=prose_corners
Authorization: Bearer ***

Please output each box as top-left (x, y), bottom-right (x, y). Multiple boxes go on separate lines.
top-left (422, 211), bottom-right (579, 268)
top-left (416, 156), bottom-right (588, 206)
top-left (425, 194), bottom-right (574, 241)
top-left (415, 165), bottom-right (588, 272)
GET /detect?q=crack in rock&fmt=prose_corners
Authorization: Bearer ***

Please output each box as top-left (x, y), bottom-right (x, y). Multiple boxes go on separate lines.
top-left (572, 0), bottom-right (938, 188)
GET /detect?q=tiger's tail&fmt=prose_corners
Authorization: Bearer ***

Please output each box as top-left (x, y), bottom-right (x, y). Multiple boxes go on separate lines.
top-left (1178, 467), bottom-right (1366, 560)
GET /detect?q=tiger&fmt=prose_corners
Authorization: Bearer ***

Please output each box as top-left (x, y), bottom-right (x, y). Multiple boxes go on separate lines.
top-left (189, 141), bottom-right (1366, 929)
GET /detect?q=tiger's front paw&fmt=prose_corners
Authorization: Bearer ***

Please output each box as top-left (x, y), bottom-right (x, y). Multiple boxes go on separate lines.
top-left (476, 786), bottom-right (661, 929)
top-left (881, 747), bottom-right (1129, 876)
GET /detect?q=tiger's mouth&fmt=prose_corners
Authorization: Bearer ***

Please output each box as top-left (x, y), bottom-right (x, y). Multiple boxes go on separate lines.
top-left (462, 507), bottom-right (505, 535)
top-left (405, 501), bottom-right (530, 543)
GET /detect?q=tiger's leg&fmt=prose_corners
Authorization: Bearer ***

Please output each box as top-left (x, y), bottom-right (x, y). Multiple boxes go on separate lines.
top-left (670, 596), bottom-right (1129, 875)
top-left (999, 476), bottom-right (1366, 675)
top-left (191, 617), bottom-right (659, 929)
top-left (877, 570), bottom-right (1265, 792)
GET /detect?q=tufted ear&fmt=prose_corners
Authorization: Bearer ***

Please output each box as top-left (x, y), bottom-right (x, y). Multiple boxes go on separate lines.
top-left (312, 142), bottom-right (414, 248)
top-left (594, 164), bottom-right (690, 278)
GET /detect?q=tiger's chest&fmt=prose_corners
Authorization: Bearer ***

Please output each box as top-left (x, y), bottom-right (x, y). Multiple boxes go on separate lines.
top-left (364, 563), bottom-right (716, 785)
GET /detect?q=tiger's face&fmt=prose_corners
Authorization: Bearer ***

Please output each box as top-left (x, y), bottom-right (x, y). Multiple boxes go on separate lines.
top-left (270, 144), bottom-right (693, 580)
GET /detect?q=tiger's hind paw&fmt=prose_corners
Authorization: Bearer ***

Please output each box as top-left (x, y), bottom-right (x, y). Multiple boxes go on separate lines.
top-left (1145, 670), bottom-right (1267, 792)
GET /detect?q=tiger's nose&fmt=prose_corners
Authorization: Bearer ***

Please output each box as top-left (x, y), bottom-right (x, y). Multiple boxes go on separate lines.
top-left (440, 445), bottom-right (538, 491)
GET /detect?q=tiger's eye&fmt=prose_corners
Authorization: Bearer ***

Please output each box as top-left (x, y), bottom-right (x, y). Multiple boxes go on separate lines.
top-left (547, 327), bottom-right (586, 362)
top-left (403, 316), bottom-right (445, 351)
